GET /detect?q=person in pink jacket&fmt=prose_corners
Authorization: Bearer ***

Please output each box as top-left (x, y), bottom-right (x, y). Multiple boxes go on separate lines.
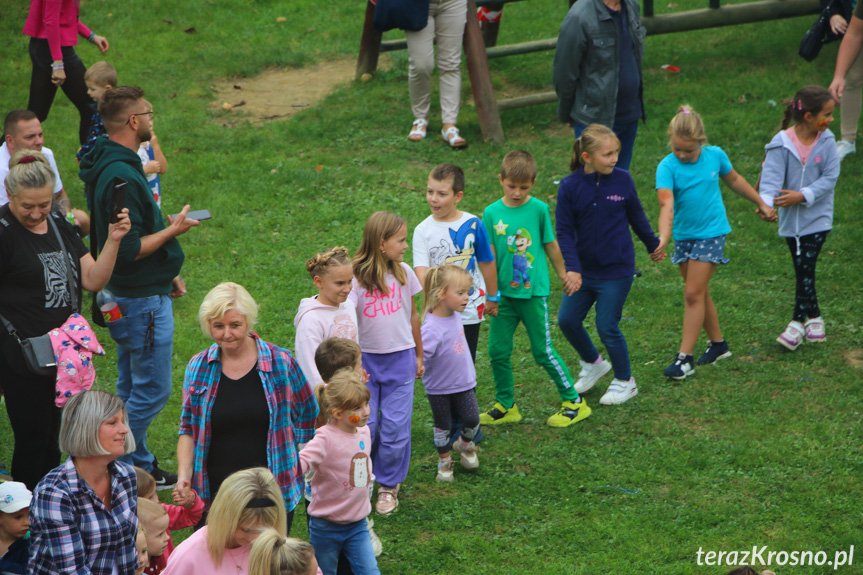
top-left (23, 0), bottom-right (110, 145)
top-left (299, 370), bottom-right (379, 575)
top-left (294, 247), bottom-right (358, 390)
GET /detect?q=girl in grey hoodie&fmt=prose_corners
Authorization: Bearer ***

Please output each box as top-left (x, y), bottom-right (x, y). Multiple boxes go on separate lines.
top-left (759, 86), bottom-right (840, 351)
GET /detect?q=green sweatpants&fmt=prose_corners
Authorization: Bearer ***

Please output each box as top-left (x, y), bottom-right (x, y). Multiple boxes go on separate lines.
top-left (487, 295), bottom-right (578, 408)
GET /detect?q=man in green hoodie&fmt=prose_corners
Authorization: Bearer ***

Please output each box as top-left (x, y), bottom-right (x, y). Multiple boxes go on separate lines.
top-left (79, 85), bottom-right (199, 487)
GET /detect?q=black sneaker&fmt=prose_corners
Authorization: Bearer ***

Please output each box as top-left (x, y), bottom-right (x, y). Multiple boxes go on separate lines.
top-left (696, 340), bottom-right (732, 365)
top-left (151, 460), bottom-right (178, 491)
top-left (663, 354), bottom-right (695, 380)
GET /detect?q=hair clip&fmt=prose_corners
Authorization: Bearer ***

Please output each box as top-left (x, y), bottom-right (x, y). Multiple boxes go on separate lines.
top-left (797, 100), bottom-right (803, 111)
top-left (18, 156), bottom-right (37, 164)
top-left (682, 108), bottom-right (691, 115)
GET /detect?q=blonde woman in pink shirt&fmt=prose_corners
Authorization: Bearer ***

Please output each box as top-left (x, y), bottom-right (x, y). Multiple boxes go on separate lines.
top-left (298, 370), bottom-right (379, 575)
top-left (24, 0), bottom-right (109, 145)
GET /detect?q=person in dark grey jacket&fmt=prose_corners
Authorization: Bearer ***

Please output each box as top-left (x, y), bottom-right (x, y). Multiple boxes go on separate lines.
top-left (553, 0), bottom-right (645, 170)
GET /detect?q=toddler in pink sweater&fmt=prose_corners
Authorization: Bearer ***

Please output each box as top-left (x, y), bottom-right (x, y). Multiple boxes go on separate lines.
top-left (299, 370), bottom-right (379, 575)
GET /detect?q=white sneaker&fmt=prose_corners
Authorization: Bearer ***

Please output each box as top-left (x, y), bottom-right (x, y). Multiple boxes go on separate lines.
top-left (452, 440), bottom-right (479, 469)
top-left (574, 357), bottom-right (612, 393)
top-left (836, 140), bottom-right (856, 160)
top-left (600, 377), bottom-right (639, 405)
top-left (436, 458), bottom-right (454, 482)
top-left (777, 321), bottom-right (805, 351)
top-left (368, 519), bottom-right (383, 557)
top-left (804, 317), bottom-right (826, 342)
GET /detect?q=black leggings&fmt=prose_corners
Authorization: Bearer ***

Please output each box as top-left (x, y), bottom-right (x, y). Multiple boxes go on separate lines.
top-left (785, 231), bottom-right (829, 323)
top-left (427, 389), bottom-right (480, 454)
top-left (28, 38), bottom-right (93, 146)
top-left (0, 339), bottom-right (62, 490)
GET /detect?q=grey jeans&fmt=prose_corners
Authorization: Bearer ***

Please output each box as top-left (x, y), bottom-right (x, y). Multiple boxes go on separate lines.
top-left (405, 0), bottom-right (467, 125)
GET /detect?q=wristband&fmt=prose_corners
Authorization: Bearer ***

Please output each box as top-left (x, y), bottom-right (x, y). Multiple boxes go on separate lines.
top-left (486, 291), bottom-right (501, 302)
top-left (51, 61), bottom-right (65, 71)
top-left (88, 32), bottom-right (97, 42)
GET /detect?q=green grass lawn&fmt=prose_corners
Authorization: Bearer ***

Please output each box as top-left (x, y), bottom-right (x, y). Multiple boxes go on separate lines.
top-left (1, 0), bottom-right (861, 573)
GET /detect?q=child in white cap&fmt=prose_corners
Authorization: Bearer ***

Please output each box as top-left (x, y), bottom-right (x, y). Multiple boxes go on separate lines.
top-left (0, 481), bottom-right (32, 575)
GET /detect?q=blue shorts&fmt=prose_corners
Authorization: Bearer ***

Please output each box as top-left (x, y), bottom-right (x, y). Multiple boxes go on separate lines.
top-left (671, 235), bottom-right (729, 265)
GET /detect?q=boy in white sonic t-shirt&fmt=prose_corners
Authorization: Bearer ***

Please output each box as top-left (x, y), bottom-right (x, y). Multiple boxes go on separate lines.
top-left (413, 163), bottom-right (499, 362)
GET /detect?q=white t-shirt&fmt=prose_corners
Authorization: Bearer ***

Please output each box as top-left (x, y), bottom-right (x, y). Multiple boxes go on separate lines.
top-left (412, 211), bottom-right (494, 324)
top-left (0, 143), bottom-right (64, 205)
top-left (348, 262), bottom-right (422, 354)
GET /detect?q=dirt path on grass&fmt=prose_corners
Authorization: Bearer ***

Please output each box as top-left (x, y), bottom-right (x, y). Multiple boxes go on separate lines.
top-left (212, 58), bottom-right (387, 124)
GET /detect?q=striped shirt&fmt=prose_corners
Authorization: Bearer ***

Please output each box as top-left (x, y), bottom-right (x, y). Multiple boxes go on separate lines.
top-left (29, 458), bottom-right (139, 575)
top-left (179, 333), bottom-right (318, 510)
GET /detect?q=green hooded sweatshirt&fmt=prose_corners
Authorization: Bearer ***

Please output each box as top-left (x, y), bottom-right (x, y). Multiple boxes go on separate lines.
top-left (79, 137), bottom-right (184, 297)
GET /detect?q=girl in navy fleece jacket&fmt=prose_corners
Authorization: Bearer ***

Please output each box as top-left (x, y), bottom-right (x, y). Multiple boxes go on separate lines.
top-left (556, 125), bottom-right (664, 405)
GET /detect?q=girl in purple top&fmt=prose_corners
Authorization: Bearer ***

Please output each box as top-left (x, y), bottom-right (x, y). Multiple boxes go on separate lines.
top-left (420, 265), bottom-right (480, 483)
top-left (556, 125), bottom-right (664, 406)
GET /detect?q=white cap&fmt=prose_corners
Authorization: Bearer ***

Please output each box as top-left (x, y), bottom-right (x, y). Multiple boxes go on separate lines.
top-left (0, 482), bottom-right (32, 513)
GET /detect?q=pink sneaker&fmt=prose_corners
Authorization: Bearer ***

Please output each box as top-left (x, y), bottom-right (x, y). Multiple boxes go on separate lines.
top-left (804, 317), bottom-right (826, 342)
top-left (777, 321), bottom-right (805, 351)
top-left (375, 485), bottom-right (399, 515)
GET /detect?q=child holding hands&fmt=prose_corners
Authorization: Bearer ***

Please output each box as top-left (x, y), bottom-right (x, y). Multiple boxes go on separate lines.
top-left (421, 265), bottom-right (481, 482)
top-left (134, 466), bottom-right (205, 574)
top-left (556, 125), bottom-right (664, 405)
top-left (759, 86), bottom-right (839, 350)
top-left (481, 151), bottom-right (589, 428)
top-left (655, 105), bottom-right (776, 379)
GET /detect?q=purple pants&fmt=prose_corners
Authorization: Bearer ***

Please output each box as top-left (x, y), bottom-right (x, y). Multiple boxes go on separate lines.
top-left (362, 349), bottom-right (416, 488)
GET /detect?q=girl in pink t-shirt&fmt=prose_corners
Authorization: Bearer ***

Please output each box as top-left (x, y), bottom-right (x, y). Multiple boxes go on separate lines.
top-left (420, 265), bottom-right (480, 483)
top-left (299, 371), bottom-right (378, 575)
top-left (348, 211), bottom-right (423, 516)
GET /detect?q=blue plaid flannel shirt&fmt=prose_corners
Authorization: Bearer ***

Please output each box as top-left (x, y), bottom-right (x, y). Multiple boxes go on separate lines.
top-left (179, 333), bottom-right (318, 510)
top-left (28, 458), bottom-right (139, 575)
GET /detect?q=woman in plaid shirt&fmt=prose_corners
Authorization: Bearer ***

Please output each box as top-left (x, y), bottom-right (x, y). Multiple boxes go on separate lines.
top-left (28, 390), bottom-right (139, 575)
top-left (174, 283), bottom-right (318, 532)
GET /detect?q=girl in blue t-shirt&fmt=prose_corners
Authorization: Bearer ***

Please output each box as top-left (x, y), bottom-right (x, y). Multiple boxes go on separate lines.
top-left (655, 105), bottom-right (776, 380)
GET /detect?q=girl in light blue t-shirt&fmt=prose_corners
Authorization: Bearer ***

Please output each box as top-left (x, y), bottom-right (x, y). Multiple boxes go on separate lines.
top-left (654, 105), bottom-right (776, 380)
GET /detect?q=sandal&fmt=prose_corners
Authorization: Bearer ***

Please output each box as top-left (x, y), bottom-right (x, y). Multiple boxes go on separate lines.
top-left (441, 126), bottom-right (467, 148)
top-left (408, 119), bottom-right (428, 142)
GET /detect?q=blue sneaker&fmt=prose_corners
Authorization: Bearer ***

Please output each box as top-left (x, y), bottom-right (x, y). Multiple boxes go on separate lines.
top-left (696, 340), bottom-right (732, 365)
top-left (663, 354), bottom-right (695, 380)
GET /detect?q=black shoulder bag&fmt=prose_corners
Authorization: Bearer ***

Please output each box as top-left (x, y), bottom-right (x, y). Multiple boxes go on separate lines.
top-left (0, 216), bottom-right (78, 377)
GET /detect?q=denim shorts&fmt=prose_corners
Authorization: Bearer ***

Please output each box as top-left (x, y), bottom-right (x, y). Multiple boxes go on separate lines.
top-left (671, 235), bottom-right (729, 265)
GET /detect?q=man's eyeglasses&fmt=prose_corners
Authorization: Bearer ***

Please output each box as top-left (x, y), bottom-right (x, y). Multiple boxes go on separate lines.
top-left (126, 111), bottom-right (154, 125)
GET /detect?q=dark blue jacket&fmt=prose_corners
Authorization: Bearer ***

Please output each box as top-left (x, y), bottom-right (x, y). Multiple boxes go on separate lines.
top-left (0, 535), bottom-right (29, 574)
top-left (556, 167), bottom-right (659, 280)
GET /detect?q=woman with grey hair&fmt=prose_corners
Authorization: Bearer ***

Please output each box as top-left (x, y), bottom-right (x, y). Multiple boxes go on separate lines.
top-left (28, 390), bottom-right (140, 575)
top-left (0, 149), bottom-right (129, 490)
top-left (175, 282), bottom-right (318, 531)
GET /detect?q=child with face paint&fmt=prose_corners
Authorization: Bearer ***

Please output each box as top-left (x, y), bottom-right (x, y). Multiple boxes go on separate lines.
top-left (759, 86), bottom-right (840, 351)
top-left (298, 370), bottom-right (379, 575)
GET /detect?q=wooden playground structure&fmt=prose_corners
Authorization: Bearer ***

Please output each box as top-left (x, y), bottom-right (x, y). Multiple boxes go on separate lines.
top-left (357, 0), bottom-right (822, 144)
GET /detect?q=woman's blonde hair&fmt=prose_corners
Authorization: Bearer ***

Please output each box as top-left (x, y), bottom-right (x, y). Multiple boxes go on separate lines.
top-left (198, 282), bottom-right (259, 339)
top-left (248, 528), bottom-right (315, 575)
top-left (206, 468), bottom-right (287, 567)
top-left (667, 105), bottom-right (707, 145)
top-left (314, 369), bottom-right (370, 427)
top-left (4, 149), bottom-right (55, 198)
top-left (421, 264), bottom-right (472, 319)
top-left (352, 211), bottom-right (407, 295)
top-left (570, 124), bottom-right (620, 172)
top-left (306, 246), bottom-right (351, 280)
top-left (59, 390), bottom-right (136, 458)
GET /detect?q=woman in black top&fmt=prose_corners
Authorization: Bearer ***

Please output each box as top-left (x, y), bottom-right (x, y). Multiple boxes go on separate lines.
top-left (0, 149), bottom-right (129, 489)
